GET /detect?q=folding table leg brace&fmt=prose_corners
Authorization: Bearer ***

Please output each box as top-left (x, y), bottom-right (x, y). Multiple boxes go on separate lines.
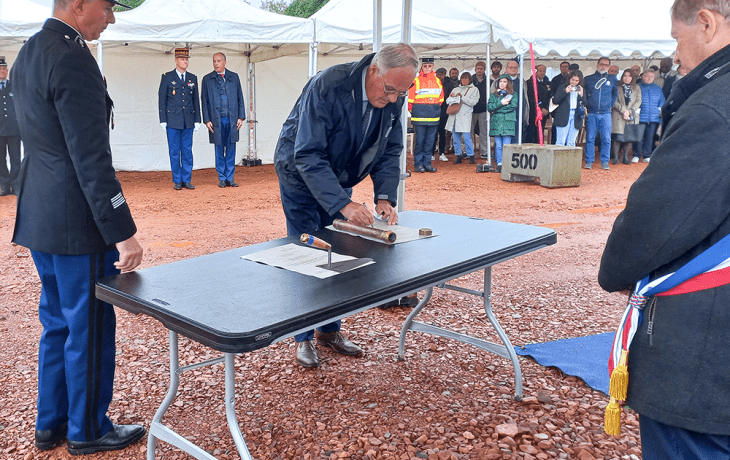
top-left (146, 331), bottom-right (254, 460)
top-left (397, 266), bottom-right (524, 400)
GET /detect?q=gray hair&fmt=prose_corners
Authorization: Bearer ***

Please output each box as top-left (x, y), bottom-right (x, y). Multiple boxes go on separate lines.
top-left (671, 0), bottom-right (730, 23)
top-left (372, 43), bottom-right (419, 76)
top-left (213, 52), bottom-right (227, 61)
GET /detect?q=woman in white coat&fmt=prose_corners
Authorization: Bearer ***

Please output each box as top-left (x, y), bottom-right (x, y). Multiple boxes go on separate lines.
top-left (445, 72), bottom-right (479, 164)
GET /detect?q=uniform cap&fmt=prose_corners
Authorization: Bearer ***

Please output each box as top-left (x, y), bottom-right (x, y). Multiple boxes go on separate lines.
top-left (175, 48), bottom-right (190, 58)
top-left (0, 57), bottom-right (6, 67)
top-left (421, 57), bottom-right (434, 63)
top-left (106, 0), bottom-right (132, 8)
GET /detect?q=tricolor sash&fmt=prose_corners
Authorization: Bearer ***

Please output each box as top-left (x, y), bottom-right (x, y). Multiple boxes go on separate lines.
top-left (604, 233), bottom-right (730, 435)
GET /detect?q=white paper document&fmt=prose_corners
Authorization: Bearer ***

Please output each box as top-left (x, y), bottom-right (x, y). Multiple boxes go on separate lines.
top-left (241, 243), bottom-right (374, 279)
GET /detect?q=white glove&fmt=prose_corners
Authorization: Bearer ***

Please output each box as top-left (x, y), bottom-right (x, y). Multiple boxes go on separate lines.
top-left (160, 122), bottom-right (167, 129)
top-left (194, 123), bottom-right (201, 131)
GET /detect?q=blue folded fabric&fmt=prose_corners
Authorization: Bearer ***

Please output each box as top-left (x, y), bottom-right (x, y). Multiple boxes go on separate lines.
top-left (514, 333), bottom-right (612, 395)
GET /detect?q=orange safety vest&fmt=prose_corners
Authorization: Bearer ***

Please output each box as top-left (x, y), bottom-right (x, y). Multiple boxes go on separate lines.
top-left (408, 71), bottom-right (444, 124)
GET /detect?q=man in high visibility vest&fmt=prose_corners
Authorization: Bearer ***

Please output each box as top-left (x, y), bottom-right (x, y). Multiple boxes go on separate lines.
top-left (408, 57), bottom-right (443, 172)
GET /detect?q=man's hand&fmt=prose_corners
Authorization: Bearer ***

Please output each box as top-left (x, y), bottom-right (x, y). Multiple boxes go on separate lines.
top-left (206, 121), bottom-right (214, 133)
top-left (115, 236), bottom-right (143, 273)
top-left (540, 108), bottom-right (548, 117)
top-left (237, 118), bottom-right (244, 130)
top-left (375, 200), bottom-right (398, 225)
top-left (340, 202), bottom-right (374, 227)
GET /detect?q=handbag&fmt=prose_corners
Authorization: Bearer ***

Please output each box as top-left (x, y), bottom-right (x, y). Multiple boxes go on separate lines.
top-left (616, 123), bottom-right (645, 143)
top-left (446, 88), bottom-right (469, 115)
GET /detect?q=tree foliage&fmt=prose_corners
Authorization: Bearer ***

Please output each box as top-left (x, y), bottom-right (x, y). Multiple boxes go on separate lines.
top-left (284, 0), bottom-right (329, 18)
top-left (261, 0), bottom-right (289, 14)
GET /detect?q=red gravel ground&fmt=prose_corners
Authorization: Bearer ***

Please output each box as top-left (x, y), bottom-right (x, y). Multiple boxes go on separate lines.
top-left (0, 155), bottom-right (646, 460)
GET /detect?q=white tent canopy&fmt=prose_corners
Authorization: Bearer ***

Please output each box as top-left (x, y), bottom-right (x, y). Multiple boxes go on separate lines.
top-left (101, 0), bottom-right (313, 45)
top-left (463, 0), bottom-right (675, 57)
top-left (0, 0), bottom-right (50, 39)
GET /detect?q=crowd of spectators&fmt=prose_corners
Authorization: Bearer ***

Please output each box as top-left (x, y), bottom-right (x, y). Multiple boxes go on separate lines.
top-left (423, 55), bottom-right (682, 172)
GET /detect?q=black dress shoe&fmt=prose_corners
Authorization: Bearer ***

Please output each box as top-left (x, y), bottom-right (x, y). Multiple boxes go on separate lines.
top-left (36, 421), bottom-right (68, 450)
top-left (218, 180), bottom-right (227, 188)
top-left (414, 165), bottom-right (425, 173)
top-left (182, 182), bottom-right (195, 190)
top-left (296, 340), bottom-right (319, 368)
top-left (227, 180), bottom-right (239, 187)
top-left (423, 165), bottom-right (437, 173)
top-left (173, 182), bottom-right (182, 190)
top-left (67, 424), bottom-right (145, 456)
top-left (315, 331), bottom-right (363, 356)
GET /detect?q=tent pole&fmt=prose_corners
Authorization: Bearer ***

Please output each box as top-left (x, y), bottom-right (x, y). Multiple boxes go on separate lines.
top-left (309, 19), bottom-right (318, 78)
top-left (250, 61), bottom-right (257, 162)
top-left (373, 0), bottom-right (382, 52)
top-left (97, 39), bottom-right (103, 74)
top-left (485, 42), bottom-right (491, 164)
top-left (518, 53), bottom-right (524, 144)
top-left (397, 0), bottom-right (413, 213)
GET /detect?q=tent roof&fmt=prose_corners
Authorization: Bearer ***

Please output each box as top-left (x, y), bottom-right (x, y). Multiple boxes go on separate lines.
top-left (463, 0), bottom-right (675, 57)
top-left (100, 0), bottom-right (313, 44)
top-left (0, 0), bottom-right (50, 38)
top-left (312, 0), bottom-right (514, 47)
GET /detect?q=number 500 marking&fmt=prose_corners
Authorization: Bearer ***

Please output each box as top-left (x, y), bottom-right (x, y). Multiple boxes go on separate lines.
top-left (511, 153), bottom-right (538, 170)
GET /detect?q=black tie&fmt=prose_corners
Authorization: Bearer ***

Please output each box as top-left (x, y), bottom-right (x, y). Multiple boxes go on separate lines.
top-left (362, 103), bottom-right (372, 138)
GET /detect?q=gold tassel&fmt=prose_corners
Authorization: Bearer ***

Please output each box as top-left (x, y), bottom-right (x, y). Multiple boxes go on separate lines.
top-left (609, 349), bottom-right (629, 400)
top-left (604, 397), bottom-right (622, 435)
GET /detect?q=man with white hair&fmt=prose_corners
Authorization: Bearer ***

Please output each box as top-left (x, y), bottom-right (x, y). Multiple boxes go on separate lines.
top-left (274, 43), bottom-right (418, 368)
top-left (599, 0), bottom-right (730, 457)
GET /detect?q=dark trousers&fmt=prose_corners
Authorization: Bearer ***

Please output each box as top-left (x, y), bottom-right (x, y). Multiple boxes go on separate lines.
top-left (0, 135), bottom-right (21, 192)
top-left (166, 127), bottom-right (194, 183)
top-left (433, 115), bottom-right (448, 155)
top-left (413, 124), bottom-right (438, 168)
top-left (214, 117), bottom-right (237, 181)
top-left (278, 181), bottom-right (347, 341)
top-left (640, 414), bottom-right (730, 460)
top-left (634, 122), bottom-right (659, 159)
top-left (32, 250), bottom-right (119, 442)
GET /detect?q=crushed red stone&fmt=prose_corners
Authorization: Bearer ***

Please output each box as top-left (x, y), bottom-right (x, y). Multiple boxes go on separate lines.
top-left (0, 156), bottom-right (646, 459)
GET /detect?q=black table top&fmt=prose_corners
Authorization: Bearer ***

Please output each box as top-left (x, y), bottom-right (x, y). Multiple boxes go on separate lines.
top-left (96, 211), bottom-right (556, 353)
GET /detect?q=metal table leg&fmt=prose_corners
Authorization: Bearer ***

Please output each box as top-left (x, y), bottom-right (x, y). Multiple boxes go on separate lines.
top-left (396, 267), bottom-right (523, 400)
top-left (146, 331), bottom-right (254, 459)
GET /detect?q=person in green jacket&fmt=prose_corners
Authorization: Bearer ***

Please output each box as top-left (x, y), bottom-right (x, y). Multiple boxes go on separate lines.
top-left (488, 74), bottom-right (518, 172)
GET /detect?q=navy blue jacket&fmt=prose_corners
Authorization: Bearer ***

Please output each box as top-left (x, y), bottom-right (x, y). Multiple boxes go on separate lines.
top-left (599, 43), bottom-right (730, 435)
top-left (11, 19), bottom-right (136, 254)
top-left (638, 81), bottom-right (665, 123)
top-left (201, 70), bottom-right (246, 145)
top-left (584, 71), bottom-right (618, 114)
top-left (0, 79), bottom-right (20, 136)
top-left (274, 53), bottom-right (402, 216)
top-left (158, 69), bottom-right (200, 129)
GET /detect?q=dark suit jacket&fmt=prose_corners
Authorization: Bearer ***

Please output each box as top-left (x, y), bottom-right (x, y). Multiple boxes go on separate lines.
top-left (0, 79), bottom-right (20, 136)
top-left (10, 19), bottom-right (136, 254)
top-left (158, 69), bottom-right (201, 129)
top-left (526, 76), bottom-right (551, 125)
top-left (274, 53), bottom-right (402, 216)
top-left (201, 70), bottom-right (246, 145)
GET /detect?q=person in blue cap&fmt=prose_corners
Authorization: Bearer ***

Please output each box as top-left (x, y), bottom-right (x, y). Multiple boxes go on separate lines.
top-left (11, 0), bottom-right (145, 454)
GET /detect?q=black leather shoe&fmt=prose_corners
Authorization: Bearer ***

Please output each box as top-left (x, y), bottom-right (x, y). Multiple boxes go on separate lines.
top-left (468, 155), bottom-right (476, 164)
top-left (35, 421), bottom-right (68, 450)
top-left (414, 165), bottom-right (425, 173)
top-left (227, 180), bottom-right (239, 187)
top-left (218, 180), bottom-right (227, 188)
top-left (453, 155), bottom-right (463, 165)
top-left (296, 340), bottom-right (319, 368)
top-left (315, 331), bottom-right (363, 356)
top-left (67, 424), bottom-right (145, 456)
top-left (182, 182), bottom-right (195, 190)
top-left (173, 182), bottom-right (182, 190)
top-left (423, 165), bottom-right (437, 173)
